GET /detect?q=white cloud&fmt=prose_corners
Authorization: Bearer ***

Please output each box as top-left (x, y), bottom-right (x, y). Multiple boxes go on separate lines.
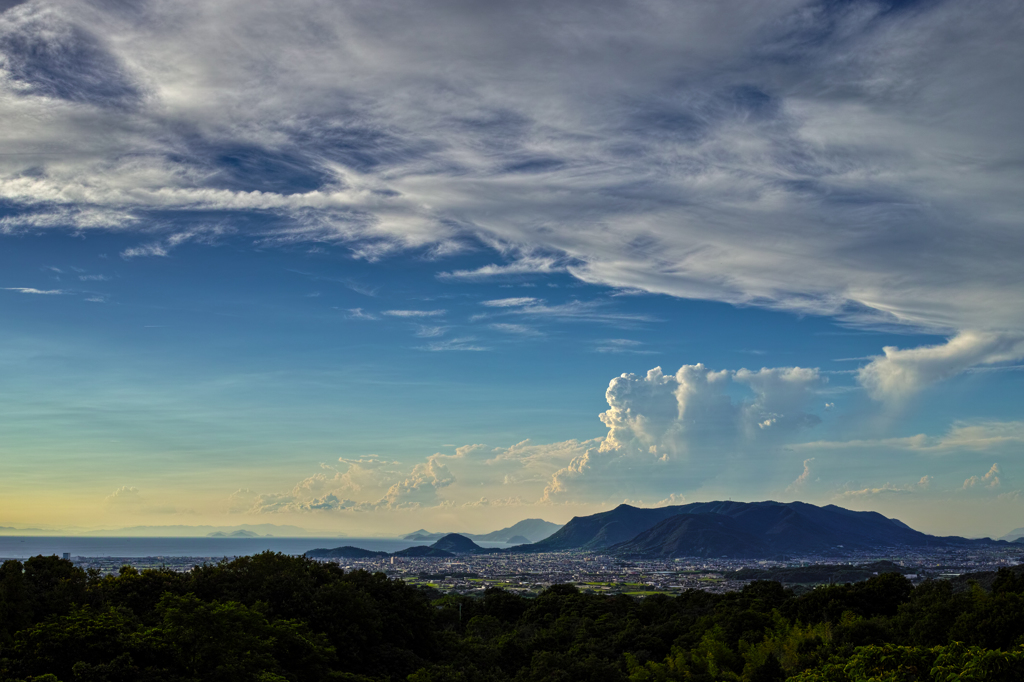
top-left (421, 337), bottom-right (487, 352)
top-left (797, 420), bottom-right (1024, 454)
top-left (376, 456), bottom-right (456, 509)
top-left (489, 323), bottom-right (543, 336)
top-left (440, 258), bottom-right (564, 281)
top-left (105, 485), bottom-right (140, 503)
top-left (595, 338), bottom-right (657, 354)
top-left (480, 297), bottom-right (539, 307)
top-left (2, 0), bottom-right (1019, 349)
top-left (964, 463), bottom-right (1000, 490)
top-left (381, 309), bottom-right (446, 318)
top-left (3, 287), bottom-right (64, 294)
top-left (414, 325), bottom-right (448, 338)
top-left (120, 243), bottom-right (168, 259)
top-left (543, 363), bottom-right (823, 503)
top-left (346, 307), bottom-right (378, 320)
top-left (475, 299), bottom-right (656, 325)
top-left (858, 332), bottom-right (1024, 401)
top-left (787, 457), bottom-right (815, 492)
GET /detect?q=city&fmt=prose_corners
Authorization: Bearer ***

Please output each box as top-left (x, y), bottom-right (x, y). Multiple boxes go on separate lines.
top-left (51, 544), bottom-right (1024, 597)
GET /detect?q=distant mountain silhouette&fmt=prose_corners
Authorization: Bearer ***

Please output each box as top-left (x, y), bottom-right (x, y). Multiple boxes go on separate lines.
top-left (206, 529), bottom-right (262, 538)
top-left (401, 518), bottom-right (562, 543)
top-left (430, 533), bottom-right (481, 554)
top-left (402, 529), bottom-right (445, 541)
top-left (471, 519), bottom-right (563, 543)
top-left (524, 500), bottom-right (1011, 557)
top-left (1000, 527), bottom-right (1024, 542)
top-left (506, 535), bottom-right (531, 545)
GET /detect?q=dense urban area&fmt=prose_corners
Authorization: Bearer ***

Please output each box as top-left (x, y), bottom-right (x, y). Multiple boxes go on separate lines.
top-left (22, 544), bottom-right (1022, 596)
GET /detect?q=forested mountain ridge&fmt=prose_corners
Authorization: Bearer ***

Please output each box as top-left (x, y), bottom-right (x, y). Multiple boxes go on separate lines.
top-left (1, 553), bottom-right (1023, 681)
top-left (523, 500), bottom-right (1011, 556)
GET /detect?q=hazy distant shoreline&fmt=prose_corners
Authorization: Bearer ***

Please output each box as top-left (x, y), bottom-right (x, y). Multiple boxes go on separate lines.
top-left (0, 536), bottom-right (488, 559)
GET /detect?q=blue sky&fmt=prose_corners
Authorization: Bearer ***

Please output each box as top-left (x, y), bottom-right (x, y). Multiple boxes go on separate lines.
top-left (1, 0), bottom-right (1022, 537)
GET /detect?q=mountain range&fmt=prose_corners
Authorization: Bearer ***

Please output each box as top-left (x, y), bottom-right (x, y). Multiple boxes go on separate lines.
top-left (519, 500), bottom-right (1013, 558)
top-left (308, 500), bottom-right (1015, 561)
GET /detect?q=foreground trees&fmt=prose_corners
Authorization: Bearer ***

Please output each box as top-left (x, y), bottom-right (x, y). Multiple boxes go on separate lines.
top-left (1, 554), bottom-right (1022, 681)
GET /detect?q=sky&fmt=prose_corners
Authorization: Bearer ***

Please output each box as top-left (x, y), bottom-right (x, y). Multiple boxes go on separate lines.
top-left (1, 0), bottom-right (1022, 539)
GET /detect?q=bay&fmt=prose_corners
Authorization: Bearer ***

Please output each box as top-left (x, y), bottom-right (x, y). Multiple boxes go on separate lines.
top-left (0, 536), bottom-right (455, 559)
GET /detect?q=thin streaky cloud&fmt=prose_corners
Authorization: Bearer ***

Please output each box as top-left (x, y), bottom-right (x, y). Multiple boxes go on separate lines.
top-left (480, 297), bottom-right (539, 307)
top-left (382, 309), bottom-right (447, 318)
top-left (421, 337), bottom-right (488, 352)
top-left (3, 287), bottom-right (64, 294)
top-left (489, 323), bottom-right (543, 337)
top-left (414, 325), bottom-right (448, 338)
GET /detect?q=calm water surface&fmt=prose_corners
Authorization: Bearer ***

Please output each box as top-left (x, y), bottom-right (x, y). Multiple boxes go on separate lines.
top-left (0, 536), bottom-right (451, 559)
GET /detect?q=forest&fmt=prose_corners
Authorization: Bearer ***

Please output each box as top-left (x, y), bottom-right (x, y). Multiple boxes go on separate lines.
top-left (1, 553), bottom-right (1023, 682)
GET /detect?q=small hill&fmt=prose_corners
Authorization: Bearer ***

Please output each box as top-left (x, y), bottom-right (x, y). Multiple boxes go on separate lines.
top-left (393, 545), bottom-right (455, 558)
top-left (506, 535), bottom-right (531, 545)
top-left (430, 533), bottom-right (481, 554)
top-left (226, 529), bottom-right (261, 538)
top-left (304, 546), bottom-right (389, 559)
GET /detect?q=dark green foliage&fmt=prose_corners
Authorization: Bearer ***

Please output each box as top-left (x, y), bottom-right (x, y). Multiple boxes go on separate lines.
top-left (0, 556), bottom-right (1022, 682)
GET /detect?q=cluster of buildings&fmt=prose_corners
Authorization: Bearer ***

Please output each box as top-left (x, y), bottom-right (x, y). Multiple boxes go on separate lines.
top-left (8, 543), bottom-right (1018, 596)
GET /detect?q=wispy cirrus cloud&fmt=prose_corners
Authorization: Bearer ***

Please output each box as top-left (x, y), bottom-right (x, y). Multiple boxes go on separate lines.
top-left (475, 298), bottom-right (656, 325)
top-left (480, 297), bottom-right (539, 308)
top-left (0, 0), bottom-right (1022, 386)
top-left (420, 337), bottom-right (487, 352)
top-left (489, 323), bottom-right (543, 337)
top-left (3, 287), bottom-right (64, 294)
top-left (795, 421), bottom-right (1024, 455)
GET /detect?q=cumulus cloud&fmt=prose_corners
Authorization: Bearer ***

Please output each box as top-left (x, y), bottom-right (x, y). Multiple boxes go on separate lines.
top-left (105, 485), bottom-right (140, 503)
top-left (787, 458), bottom-right (815, 492)
top-left (858, 332), bottom-right (1024, 400)
top-left (543, 363), bottom-right (823, 503)
top-left (964, 463), bottom-right (1001, 490)
top-left (378, 456), bottom-right (456, 508)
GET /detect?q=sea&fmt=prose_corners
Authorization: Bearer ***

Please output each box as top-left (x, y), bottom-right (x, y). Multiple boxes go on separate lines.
top-left (0, 536), bottom-right (513, 560)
